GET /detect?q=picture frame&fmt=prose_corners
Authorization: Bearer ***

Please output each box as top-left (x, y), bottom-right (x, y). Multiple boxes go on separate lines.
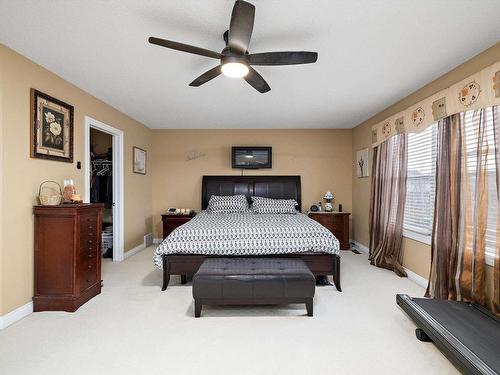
top-left (356, 148), bottom-right (369, 178)
top-left (30, 89), bottom-right (74, 163)
top-left (133, 146), bottom-right (147, 175)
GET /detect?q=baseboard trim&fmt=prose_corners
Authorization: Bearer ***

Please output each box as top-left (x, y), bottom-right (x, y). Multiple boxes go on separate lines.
top-left (124, 243), bottom-right (146, 259)
top-left (0, 301), bottom-right (33, 330)
top-left (350, 239), bottom-right (429, 289)
top-left (403, 267), bottom-right (428, 289)
top-left (153, 238), bottom-right (162, 245)
top-left (350, 240), bottom-right (369, 254)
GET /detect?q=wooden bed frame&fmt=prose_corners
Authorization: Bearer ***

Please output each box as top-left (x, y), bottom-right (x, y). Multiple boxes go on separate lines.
top-left (161, 175), bottom-right (341, 292)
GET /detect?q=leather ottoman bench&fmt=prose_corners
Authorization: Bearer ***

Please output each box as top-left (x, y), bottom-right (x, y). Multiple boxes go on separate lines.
top-left (192, 258), bottom-right (315, 317)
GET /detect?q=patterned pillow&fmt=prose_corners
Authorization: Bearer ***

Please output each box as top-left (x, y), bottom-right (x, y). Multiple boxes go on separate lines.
top-left (208, 195), bottom-right (249, 213)
top-left (251, 196), bottom-right (298, 214)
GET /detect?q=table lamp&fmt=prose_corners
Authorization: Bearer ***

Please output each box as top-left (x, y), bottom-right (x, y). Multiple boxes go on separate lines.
top-left (323, 191), bottom-right (334, 212)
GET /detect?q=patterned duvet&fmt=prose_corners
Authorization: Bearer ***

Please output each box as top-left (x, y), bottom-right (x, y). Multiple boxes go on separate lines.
top-left (154, 211), bottom-right (340, 269)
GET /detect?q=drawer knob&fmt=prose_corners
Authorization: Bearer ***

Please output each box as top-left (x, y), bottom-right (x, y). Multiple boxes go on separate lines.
top-left (88, 254), bottom-right (93, 258)
top-left (86, 279), bottom-right (91, 282)
top-left (88, 239), bottom-right (93, 244)
top-left (88, 265), bottom-right (92, 269)
top-left (88, 226), bottom-right (94, 230)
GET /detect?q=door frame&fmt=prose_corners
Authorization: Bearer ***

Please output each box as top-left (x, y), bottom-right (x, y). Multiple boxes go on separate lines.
top-left (84, 116), bottom-right (125, 262)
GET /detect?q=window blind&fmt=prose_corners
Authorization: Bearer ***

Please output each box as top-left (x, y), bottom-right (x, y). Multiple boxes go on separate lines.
top-left (404, 124), bottom-right (437, 237)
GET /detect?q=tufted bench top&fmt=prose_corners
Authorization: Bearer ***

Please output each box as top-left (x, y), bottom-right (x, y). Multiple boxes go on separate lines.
top-left (195, 257), bottom-right (315, 276)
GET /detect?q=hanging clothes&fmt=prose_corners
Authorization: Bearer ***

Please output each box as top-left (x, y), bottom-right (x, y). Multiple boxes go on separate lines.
top-left (91, 160), bottom-right (112, 208)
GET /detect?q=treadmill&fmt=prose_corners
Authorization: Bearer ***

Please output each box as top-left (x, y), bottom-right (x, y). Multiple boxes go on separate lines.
top-left (397, 294), bottom-right (500, 375)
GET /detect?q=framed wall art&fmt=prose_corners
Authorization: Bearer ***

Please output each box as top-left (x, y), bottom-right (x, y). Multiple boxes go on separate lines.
top-left (133, 146), bottom-right (147, 175)
top-left (30, 89), bottom-right (74, 163)
top-left (356, 148), bottom-right (369, 178)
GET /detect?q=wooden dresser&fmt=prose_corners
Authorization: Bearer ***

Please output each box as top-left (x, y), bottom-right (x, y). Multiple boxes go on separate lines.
top-left (33, 203), bottom-right (104, 312)
top-left (308, 212), bottom-right (351, 250)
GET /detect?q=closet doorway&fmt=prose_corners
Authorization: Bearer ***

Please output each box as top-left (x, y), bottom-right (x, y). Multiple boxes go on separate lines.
top-left (84, 116), bottom-right (124, 262)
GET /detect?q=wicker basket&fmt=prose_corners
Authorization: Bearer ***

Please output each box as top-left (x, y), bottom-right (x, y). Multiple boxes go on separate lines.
top-left (38, 180), bottom-right (62, 205)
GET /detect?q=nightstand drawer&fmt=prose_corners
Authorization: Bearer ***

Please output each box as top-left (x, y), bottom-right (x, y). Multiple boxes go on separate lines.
top-left (308, 212), bottom-right (351, 250)
top-left (161, 213), bottom-right (196, 239)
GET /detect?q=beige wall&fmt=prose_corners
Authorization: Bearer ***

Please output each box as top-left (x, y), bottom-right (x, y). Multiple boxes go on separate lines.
top-left (0, 56), bottom-right (4, 315)
top-left (351, 42), bottom-right (500, 278)
top-left (0, 44), bottom-right (153, 315)
top-left (351, 121), bottom-right (372, 247)
top-left (152, 129), bottom-right (353, 239)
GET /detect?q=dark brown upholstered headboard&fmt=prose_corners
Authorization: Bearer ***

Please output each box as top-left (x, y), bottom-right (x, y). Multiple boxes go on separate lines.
top-left (202, 175), bottom-right (302, 212)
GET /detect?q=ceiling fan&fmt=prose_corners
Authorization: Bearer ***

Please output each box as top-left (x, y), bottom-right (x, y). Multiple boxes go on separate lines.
top-left (148, 0), bottom-right (318, 93)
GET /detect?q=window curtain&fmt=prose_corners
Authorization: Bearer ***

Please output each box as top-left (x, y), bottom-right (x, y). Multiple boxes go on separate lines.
top-left (491, 106), bottom-right (500, 313)
top-left (369, 133), bottom-right (408, 277)
top-left (427, 106), bottom-right (500, 314)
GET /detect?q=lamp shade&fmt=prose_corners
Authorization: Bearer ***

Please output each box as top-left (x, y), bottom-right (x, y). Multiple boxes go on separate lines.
top-left (324, 191), bottom-right (333, 200)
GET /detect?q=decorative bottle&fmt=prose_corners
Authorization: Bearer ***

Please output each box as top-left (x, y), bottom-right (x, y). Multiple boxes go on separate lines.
top-left (62, 179), bottom-right (76, 203)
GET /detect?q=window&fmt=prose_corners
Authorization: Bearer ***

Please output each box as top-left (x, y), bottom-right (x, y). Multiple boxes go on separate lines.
top-left (403, 124), bottom-right (437, 244)
top-left (462, 108), bottom-right (497, 265)
top-left (402, 107), bottom-right (497, 264)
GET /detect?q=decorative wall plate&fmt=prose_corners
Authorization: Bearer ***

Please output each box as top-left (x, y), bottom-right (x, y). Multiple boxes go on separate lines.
top-left (493, 71), bottom-right (500, 98)
top-left (459, 81), bottom-right (480, 107)
top-left (411, 107), bottom-right (425, 127)
top-left (395, 117), bottom-right (405, 134)
top-left (382, 121), bottom-right (391, 138)
top-left (432, 97), bottom-right (447, 120)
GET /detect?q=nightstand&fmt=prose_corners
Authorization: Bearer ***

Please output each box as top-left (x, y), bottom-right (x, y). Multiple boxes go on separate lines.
top-left (161, 212), bottom-right (195, 285)
top-left (161, 212), bottom-right (195, 240)
top-left (308, 211), bottom-right (351, 250)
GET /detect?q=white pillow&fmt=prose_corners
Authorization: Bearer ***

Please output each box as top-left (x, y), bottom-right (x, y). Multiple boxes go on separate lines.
top-left (251, 196), bottom-right (298, 214)
top-left (208, 195), bottom-right (249, 213)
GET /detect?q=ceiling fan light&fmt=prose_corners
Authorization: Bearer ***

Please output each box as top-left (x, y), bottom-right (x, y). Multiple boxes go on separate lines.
top-left (221, 62), bottom-right (249, 78)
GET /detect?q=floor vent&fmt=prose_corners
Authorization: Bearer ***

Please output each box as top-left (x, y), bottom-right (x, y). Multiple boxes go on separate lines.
top-left (144, 233), bottom-right (154, 247)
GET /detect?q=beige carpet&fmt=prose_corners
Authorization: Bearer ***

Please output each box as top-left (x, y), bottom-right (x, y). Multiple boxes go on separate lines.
top-left (0, 247), bottom-right (458, 375)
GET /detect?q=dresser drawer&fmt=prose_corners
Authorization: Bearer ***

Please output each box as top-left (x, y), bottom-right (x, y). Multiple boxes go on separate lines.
top-left (80, 213), bottom-right (98, 251)
top-left (80, 236), bottom-right (97, 251)
top-left (80, 213), bottom-right (97, 236)
top-left (80, 245), bottom-right (98, 260)
top-left (80, 257), bottom-right (98, 291)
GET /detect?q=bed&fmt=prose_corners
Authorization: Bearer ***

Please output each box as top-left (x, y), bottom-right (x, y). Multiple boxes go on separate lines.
top-left (155, 175), bottom-right (342, 291)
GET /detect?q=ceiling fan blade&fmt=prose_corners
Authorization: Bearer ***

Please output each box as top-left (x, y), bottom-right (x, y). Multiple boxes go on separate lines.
top-left (189, 66), bottom-right (222, 87)
top-left (248, 51), bottom-right (318, 66)
top-left (244, 67), bottom-right (271, 93)
top-left (228, 0), bottom-right (255, 53)
top-left (148, 37), bottom-right (221, 59)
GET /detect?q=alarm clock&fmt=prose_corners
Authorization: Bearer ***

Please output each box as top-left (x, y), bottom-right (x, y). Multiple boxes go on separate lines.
top-left (310, 204), bottom-right (319, 212)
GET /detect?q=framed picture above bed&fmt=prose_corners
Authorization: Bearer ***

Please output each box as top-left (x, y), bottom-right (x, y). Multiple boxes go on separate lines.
top-left (30, 89), bottom-right (74, 163)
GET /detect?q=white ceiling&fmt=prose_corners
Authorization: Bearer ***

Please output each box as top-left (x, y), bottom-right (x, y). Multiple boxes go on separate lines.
top-left (1, 1), bottom-right (499, 129)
